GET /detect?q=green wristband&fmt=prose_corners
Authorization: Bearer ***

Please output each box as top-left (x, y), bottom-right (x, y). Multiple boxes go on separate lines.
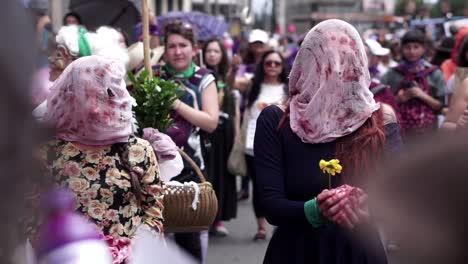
top-left (304, 198), bottom-right (326, 228)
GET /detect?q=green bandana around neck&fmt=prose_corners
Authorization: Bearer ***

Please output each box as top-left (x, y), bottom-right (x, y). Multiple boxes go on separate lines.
top-left (78, 27), bottom-right (92, 57)
top-left (217, 81), bottom-right (226, 92)
top-left (164, 62), bottom-right (196, 79)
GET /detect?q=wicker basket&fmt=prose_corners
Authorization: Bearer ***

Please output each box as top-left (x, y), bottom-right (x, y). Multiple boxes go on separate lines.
top-left (162, 149), bottom-right (218, 233)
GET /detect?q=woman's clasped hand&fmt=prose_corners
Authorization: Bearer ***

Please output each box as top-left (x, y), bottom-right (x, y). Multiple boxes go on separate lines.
top-left (317, 185), bottom-right (369, 229)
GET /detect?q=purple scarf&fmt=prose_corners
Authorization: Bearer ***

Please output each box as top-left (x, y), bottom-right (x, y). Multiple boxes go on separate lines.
top-left (368, 66), bottom-right (380, 79)
top-left (397, 59), bottom-right (426, 75)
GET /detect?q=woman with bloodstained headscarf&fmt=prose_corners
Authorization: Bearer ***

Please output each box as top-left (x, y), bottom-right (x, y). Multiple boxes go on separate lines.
top-left (32, 24), bottom-right (129, 120)
top-left (30, 56), bottom-right (164, 263)
top-left (254, 19), bottom-right (402, 263)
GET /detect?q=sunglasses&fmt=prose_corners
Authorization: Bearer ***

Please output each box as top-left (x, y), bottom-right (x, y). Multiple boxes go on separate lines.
top-left (264, 60), bottom-right (282, 67)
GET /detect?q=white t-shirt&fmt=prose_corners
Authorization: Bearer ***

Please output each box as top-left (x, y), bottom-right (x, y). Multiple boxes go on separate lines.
top-left (243, 83), bottom-right (286, 156)
top-left (248, 83), bottom-right (286, 120)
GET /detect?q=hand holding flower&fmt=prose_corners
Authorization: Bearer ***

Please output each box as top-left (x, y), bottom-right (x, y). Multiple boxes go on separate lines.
top-left (317, 159), bottom-right (369, 229)
top-left (317, 185), bottom-right (369, 229)
top-left (317, 189), bottom-right (353, 225)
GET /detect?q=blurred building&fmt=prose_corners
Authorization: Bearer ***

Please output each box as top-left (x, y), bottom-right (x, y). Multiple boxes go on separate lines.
top-left (49, 0), bottom-right (248, 36)
top-left (191, 0), bottom-right (248, 20)
top-left (153, 0), bottom-right (191, 13)
top-left (190, 0), bottom-right (250, 36)
top-left (362, 0), bottom-right (395, 14)
top-left (285, 0), bottom-right (397, 34)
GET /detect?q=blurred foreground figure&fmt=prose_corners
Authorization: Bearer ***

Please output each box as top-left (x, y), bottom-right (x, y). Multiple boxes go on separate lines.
top-left (0, 1), bottom-right (46, 264)
top-left (0, 1), bottom-right (53, 263)
top-left (36, 189), bottom-right (112, 264)
top-left (371, 132), bottom-right (468, 263)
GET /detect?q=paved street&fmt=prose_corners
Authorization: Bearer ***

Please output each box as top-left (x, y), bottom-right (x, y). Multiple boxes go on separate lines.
top-left (207, 195), bottom-right (274, 264)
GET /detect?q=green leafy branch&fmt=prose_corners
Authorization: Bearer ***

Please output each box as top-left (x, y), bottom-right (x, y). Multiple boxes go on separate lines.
top-left (128, 70), bottom-right (182, 133)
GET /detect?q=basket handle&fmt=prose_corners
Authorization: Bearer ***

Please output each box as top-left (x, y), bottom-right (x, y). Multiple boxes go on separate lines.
top-left (178, 148), bottom-right (206, 183)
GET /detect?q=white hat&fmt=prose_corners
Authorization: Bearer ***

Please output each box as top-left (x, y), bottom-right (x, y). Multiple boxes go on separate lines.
top-left (365, 39), bottom-right (390, 56)
top-left (249, 29), bottom-right (269, 44)
top-left (127, 42), bottom-right (164, 72)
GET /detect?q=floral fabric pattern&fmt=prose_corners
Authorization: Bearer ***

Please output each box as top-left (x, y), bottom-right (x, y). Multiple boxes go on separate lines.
top-left (42, 136), bottom-right (164, 238)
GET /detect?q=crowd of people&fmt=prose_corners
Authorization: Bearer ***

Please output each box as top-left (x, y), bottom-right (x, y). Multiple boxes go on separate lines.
top-left (3, 0), bottom-right (468, 263)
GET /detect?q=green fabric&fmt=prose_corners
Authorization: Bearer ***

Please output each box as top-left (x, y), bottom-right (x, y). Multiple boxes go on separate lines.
top-left (217, 80), bottom-right (226, 92)
top-left (380, 60), bottom-right (446, 106)
top-left (78, 27), bottom-right (92, 57)
top-left (163, 62), bottom-right (196, 79)
top-left (304, 198), bottom-right (326, 228)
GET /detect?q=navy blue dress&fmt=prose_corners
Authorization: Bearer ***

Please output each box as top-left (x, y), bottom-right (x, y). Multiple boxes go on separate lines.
top-left (254, 105), bottom-right (402, 264)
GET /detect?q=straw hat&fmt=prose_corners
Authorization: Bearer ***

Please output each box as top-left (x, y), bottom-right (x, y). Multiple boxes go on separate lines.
top-left (127, 42), bottom-right (165, 73)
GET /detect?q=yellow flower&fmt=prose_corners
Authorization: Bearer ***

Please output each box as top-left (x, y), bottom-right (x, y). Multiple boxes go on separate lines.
top-left (319, 159), bottom-right (343, 189)
top-left (319, 159), bottom-right (342, 176)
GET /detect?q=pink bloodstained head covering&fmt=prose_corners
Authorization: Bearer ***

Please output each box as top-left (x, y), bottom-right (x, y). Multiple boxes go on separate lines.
top-left (44, 55), bottom-right (135, 145)
top-left (288, 19), bottom-right (379, 144)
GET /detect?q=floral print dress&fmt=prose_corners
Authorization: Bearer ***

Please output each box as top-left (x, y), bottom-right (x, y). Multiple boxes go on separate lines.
top-left (39, 136), bottom-right (164, 238)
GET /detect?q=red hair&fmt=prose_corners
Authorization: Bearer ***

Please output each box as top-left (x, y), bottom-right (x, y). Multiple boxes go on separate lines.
top-left (278, 105), bottom-right (386, 184)
top-left (335, 109), bottom-right (385, 184)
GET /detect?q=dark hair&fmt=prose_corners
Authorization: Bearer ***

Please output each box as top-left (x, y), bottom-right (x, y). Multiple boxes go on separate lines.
top-left (116, 142), bottom-right (144, 204)
top-left (449, 25), bottom-right (459, 36)
top-left (244, 43), bottom-right (259, 65)
top-left (63, 11), bottom-right (82, 25)
top-left (457, 36), bottom-right (468, 67)
top-left (247, 50), bottom-right (288, 108)
top-left (202, 38), bottom-right (229, 81)
top-left (401, 29), bottom-right (426, 46)
top-left (163, 20), bottom-right (196, 46)
top-left (432, 37), bottom-right (455, 66)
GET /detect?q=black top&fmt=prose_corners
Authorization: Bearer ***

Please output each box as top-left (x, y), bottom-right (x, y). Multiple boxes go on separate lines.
top-left (254, 105), bottom-right (402, 264)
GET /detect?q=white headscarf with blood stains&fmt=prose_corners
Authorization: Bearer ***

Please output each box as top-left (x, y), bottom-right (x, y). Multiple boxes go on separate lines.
top-left (44, 55), bottom-right (135, 145)
top-left (288, 19), bottom-right (379, 144)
